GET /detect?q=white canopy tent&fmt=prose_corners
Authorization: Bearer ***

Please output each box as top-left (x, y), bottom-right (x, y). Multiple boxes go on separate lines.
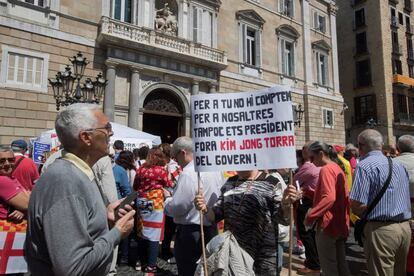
top-left (36, 122), bottom-right (162, 151)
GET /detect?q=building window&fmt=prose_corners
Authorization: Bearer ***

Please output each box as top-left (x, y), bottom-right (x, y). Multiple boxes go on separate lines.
top-left (354, 95), bottom-right (377, 124)
top-left (0, 46), bottom-right (49, 92)
top-left (355, 32), bottom-right (368, 54)
top-left (393, 59), bottom-right (403, 74)
top-left (237, 10), bottom-right (265, 73)
top-left (397, 94), bottom-right (408, 114)
top-left (24, 0), bottom-right (44, 7)
top-left (399, 12), bottom-right (404, 25)
top-left (313, 11), bottom-right (326, 33)
top-left (316, 52), bottom-right (328, 86)
top-left (281, 39), bottom-right (295, 76)
top-left (112, 0), bottom-right (132, 23)
top-left (355, 8), bottom-right (365, 28)
top-left (409, 64), bottom-right (414, 77)
top-left (408, 37), bottom-right (414, 60)
top-left (356, 59), bottom-right (371, 87)
top-left (192, 6), bottom-right (214, 47)
top-left (322, 108), bottom-right (334, 128)
top-left (279, 0), bottom-right (294, 18)
top-left (241, 24), bottom-right (261, 67)
top-left (246, 28), bottom-right (256, 65)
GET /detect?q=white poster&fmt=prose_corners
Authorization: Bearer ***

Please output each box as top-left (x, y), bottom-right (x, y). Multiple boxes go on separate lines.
top-left (191, 86), bottom-right (297, 172)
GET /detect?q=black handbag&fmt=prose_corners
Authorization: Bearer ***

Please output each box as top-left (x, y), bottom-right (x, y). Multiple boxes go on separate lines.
top-left (354, 157), bottom-right (393, 247)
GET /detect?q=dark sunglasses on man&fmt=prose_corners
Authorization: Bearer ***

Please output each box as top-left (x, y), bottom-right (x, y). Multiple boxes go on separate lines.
top-left (0, 157), bottom-right (16, 165)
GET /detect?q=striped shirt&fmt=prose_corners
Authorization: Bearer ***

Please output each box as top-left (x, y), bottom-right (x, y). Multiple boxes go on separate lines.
top-left (350, 150), bottom-right (412, 221)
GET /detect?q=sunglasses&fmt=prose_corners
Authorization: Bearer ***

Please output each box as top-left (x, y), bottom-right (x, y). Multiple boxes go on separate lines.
top-left (0, 157), bottom-right (16, 165)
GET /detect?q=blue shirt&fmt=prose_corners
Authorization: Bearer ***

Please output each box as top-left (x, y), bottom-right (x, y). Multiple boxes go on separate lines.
top-left (350, 150), bottom-right (412, 221)
top-left (112, 164), bottom-right (131, 199)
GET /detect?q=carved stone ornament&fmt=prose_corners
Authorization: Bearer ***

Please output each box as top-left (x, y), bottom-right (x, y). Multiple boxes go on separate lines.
top-left (154, 3), bottom-right (178, 36)
top-left (144, 98), bottom-right (180, 114)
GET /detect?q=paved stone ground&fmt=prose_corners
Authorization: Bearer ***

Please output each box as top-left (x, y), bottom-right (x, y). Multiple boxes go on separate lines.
top-left (117, 228), bottom-right (368, 276)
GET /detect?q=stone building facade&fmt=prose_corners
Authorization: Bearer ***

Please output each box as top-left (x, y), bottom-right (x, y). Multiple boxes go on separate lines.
top-left (337, 0), bottom-right (414, 145)
top-left (0, 0), bottom-right (345, 146)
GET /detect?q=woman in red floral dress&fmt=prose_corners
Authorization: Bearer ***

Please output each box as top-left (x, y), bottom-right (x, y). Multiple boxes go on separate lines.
top-left (133, 148), bottom-right (173, 273)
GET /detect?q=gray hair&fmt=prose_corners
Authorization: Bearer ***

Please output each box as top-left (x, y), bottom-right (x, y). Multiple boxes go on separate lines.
top-left (172, 136), bottom-right (193, 156)
top-left (397, 135), bottom-right (414, 153)
top-left (345, 143), bottom-right (357, 151)
top-left (55, 103), bottom-right (101, 150)
top-left (358, 129), bottom-right (383, 151)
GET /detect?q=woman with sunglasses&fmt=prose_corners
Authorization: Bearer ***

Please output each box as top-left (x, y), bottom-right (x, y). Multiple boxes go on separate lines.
top-left (304, 141), bottom-right (350, 276)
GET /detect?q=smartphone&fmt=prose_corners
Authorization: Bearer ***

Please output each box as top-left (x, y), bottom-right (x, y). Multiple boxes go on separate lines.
top-left (115, 192), bottom-right (138, 220)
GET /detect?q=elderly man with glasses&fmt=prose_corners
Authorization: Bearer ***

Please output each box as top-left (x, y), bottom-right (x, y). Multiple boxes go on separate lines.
top-left (25, 104), bottom-right (136, 276)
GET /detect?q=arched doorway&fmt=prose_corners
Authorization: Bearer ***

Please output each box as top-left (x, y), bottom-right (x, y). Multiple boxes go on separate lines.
top-left (142, 89), bottom-right (184, 144)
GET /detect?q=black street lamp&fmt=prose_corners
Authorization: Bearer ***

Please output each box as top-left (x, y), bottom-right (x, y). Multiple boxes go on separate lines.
top-left (49, 52), bottom-right (107, 111)
top-left (294, 104), bottom-right (305, 128)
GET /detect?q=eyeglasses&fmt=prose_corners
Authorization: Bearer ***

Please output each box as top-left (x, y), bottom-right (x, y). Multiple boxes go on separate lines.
top-left (0, 157), bottom-right (15, 165)
top-left (85, 122), bottom-right (113, 134)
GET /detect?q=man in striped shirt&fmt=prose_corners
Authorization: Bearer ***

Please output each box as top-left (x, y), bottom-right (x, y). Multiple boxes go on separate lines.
top-left (350, 129), bottom-right (412, 276)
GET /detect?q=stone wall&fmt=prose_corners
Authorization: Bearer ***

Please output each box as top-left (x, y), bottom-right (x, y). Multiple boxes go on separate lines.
top-left (0, 25), bottom-right (104, 144)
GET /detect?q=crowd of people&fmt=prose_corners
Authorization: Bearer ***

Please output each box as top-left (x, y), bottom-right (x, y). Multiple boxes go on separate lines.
top-left (0, 103), bottom-right (413, 276)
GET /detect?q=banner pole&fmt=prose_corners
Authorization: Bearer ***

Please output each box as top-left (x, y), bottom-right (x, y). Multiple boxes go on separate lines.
top-left (288, 169), bottom-right (294, 276)
top-left (197, 171), bottom-right (208, 276)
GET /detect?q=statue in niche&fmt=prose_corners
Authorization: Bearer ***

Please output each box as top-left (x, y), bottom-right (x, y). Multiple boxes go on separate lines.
top-left (154, 2), bottom-right (178, 36)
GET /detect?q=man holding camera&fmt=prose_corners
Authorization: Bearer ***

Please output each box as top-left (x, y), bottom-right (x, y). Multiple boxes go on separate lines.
top-left (25, 104), bottom-right (135, 276)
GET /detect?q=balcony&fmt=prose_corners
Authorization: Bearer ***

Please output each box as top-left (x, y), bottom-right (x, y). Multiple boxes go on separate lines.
top-left (98, 17), bottom-right (227, 70)
top-left (354, 46), bottom-right (368, 56)
top-left (393, 74), bottom-right (414, 86)
top-left (405, 0), bottom-right (413, 12)
top-left (394, 113), bottom-right (414, 125)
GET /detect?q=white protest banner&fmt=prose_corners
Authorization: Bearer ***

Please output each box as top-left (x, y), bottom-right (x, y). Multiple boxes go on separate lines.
top-left (191, 86), bottom-right (297, 172)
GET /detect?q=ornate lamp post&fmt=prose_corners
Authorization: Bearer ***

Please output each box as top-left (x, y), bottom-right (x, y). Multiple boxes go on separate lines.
top-left (49, 52), bottom-right (108, 111)
top-left (294, 104), bottom-right (305, 128)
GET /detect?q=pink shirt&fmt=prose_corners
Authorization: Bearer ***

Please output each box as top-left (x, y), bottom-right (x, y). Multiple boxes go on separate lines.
top-left (294, 162), bottom-right (321, 200)
top-left (306, 163), bottom-right (350, 238)
top-left (12, 155), bottom-right (39, 191)
top-left (0, 176), bottom-right (24, 219)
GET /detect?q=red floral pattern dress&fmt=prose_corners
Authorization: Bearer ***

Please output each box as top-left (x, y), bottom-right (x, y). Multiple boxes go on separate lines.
top-left (133, 165), bottom-right (173, 241)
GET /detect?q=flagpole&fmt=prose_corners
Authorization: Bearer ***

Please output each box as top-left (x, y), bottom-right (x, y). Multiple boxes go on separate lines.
top-left (288, 169), bottom-right (294, 276)
top-left (197, 171), bottom-right (208, 276)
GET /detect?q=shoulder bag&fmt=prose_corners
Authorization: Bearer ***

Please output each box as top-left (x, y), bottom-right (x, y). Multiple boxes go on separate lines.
top-left (354, 157), bottom-right (392, 247)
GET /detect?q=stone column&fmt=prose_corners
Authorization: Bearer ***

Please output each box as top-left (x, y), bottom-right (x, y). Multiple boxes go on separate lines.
top-left (208, 83), bottom-right (217, 93)
top-left (191, 80), bottom-right (199, 95)
top-left (128, 68), bottom-right (140, 129)
top-left (329, 4), bottom-right (340, 93)
top-left (302, 0), bottom-right (313, 86)
top-left (104, 62), bottom-right (116, 122)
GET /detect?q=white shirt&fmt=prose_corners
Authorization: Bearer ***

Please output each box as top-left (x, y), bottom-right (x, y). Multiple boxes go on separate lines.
top-left (164, 160), bottom-right (224, 226)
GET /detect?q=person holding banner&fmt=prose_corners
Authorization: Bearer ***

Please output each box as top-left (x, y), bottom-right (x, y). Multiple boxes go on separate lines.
top-left (194, 169), bottom-right (300, 275)
top-left (304, 142), bottom-right (350, 276)
top-left (164, 136), bottom-right (224, 276)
